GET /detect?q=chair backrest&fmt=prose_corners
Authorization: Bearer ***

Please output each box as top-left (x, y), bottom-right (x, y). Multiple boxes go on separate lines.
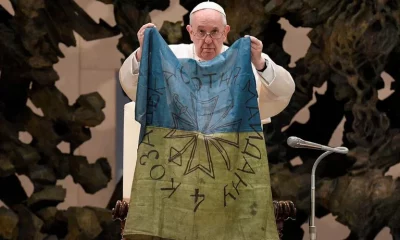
top-left (122, 102), bottom-right (140, 199)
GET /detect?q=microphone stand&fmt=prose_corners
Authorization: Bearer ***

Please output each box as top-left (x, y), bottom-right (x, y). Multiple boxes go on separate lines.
top-left (309, 147), bottom-right (348, 240)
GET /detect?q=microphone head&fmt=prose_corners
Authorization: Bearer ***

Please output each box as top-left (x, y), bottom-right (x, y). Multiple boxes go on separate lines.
top-left (336, 147), bottom-right (349, 154)
top-left (287, 136), bottom-right (302, 148)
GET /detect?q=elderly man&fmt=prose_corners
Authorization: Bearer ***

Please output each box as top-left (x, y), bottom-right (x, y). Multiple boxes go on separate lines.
top-left (120, 2), bottom-right (295, 125)
top-left (120, 2), bottom-right (295, 240)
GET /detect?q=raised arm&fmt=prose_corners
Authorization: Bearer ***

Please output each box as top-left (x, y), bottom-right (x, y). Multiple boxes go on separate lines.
top-left (119, 49), bottom-right (140, 101)
top-left (246, 35), bottom-right (295, 124)
top-left (256, 53), bottom-right (295, 124)
top-left (119, 23), bottom-right (156, 101)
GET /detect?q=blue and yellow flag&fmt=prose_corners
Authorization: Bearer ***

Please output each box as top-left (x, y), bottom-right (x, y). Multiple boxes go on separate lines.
top-left (124, 28), bottom-right (278, 240)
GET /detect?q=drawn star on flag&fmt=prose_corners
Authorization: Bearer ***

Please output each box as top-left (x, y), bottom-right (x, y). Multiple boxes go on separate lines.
top-left (165, 93), bottom-right (241, 179)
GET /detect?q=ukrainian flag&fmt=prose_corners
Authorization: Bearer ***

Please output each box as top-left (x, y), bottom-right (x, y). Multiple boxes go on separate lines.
top-left (124, 28), bottom-right (278, 240)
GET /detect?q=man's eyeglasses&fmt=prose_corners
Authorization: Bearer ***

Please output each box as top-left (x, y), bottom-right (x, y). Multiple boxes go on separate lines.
top-left (193, 30), bottom-right (224, 39)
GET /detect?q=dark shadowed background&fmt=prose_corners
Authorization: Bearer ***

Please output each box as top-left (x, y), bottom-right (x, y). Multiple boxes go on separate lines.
top-left (0, 0), bottom-right (399, 239)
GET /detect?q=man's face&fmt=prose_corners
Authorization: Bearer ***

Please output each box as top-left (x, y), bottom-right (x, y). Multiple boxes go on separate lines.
top-left (186, 9), bottom-right (230, 61)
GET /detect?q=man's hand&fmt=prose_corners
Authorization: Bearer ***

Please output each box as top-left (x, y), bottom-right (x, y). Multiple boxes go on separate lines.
top-left (245, 35), bottom-right (266, 71)
top-left (136, 23), bottom-right (156, 61)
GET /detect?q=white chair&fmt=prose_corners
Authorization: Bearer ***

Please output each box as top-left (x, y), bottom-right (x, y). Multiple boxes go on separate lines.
top-left (122, 102), bottom-right (140, 201)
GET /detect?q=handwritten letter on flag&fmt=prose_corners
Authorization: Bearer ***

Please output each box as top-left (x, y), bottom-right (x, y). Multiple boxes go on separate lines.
top-left (124, 28), bottom-right (279, 240)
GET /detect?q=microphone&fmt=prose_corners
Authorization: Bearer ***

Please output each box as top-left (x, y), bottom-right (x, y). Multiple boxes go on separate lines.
top-left (287, 136), bottom-right (349, 240)
top-left (287, 136), bottom-right (348, 154)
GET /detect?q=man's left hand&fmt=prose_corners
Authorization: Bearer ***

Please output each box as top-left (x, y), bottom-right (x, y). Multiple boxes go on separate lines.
top-left (246, 35), bottom-right (265, 71)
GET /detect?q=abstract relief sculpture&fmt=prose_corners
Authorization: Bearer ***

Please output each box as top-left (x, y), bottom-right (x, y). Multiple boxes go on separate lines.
top-left (0, 0), bottom-right (119, 238)
top-left (263, 1), bottom-right (400, 239)
top-left (1, 0), bottom-right (399, 239)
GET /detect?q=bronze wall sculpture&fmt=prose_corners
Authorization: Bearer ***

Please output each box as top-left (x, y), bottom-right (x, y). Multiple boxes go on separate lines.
top-left (262, 1), bottom-right (400, 239)
top-left (0, 0), bottom-right (120, 238)
top-left (0, 0), bottom-right (399, 239)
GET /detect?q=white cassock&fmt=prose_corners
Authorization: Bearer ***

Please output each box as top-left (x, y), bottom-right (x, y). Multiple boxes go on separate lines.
top-left (119, 42), bottom-right (296, 199)
top-left (120, 43), bottom-right (295, 124)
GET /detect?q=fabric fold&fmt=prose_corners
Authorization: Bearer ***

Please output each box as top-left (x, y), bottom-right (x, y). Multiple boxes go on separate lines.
top-left (124, 28), bottom-right (278, 240)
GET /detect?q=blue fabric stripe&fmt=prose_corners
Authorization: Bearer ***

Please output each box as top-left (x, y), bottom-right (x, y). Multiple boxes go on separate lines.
top-left (136, 28), bottom-right (263, 142)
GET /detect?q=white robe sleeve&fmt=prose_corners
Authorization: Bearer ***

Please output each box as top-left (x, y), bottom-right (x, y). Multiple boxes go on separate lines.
top-left (119, 49), bottom-right (140, 101)
top-left (119, 47), bottom-right (296, 124)
top-left (255, 53), bottom-right (295, 124)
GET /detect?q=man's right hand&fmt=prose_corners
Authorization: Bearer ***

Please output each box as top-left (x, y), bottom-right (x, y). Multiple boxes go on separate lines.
top-left (136, 23), bottom-right (156, 61)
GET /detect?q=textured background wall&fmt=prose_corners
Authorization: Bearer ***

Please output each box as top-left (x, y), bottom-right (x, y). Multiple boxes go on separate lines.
top-left (0, 0), bottom-right (399, 239)
top-left (0, 0), bottom-right (122, 209)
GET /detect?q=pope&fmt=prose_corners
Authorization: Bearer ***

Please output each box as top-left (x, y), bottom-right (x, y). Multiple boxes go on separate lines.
top-left (120, 2), bottom-right (296, 240)
top-left (119, 1), bottom-right (295, 126)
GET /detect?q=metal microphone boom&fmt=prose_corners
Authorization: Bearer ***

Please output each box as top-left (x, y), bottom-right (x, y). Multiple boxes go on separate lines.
top-left (287, 136), bottom-right (348, 154)
top-left (286, 136), bottom-right (348, 240)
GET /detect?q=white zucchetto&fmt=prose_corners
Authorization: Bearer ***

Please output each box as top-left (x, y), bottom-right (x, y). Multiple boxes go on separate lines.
top-left (190, 1), bottom-right (226, 16)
